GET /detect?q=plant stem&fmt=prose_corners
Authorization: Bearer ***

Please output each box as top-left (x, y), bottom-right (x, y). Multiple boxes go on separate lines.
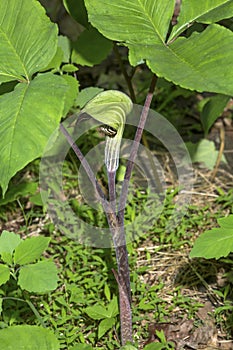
top-left (60, 124), bottom-right (109, 212)
top-left (60, 125), bottom-right (122, 232)
top-left (26, 300), bottom-right (47, 328)
top-left (115, 48), bottom-right (163, 195)
top-left (106, 142), bottom-right (133, 344)
top-left (107, 213), bottom-right (132, 345)
top-left (113, 44), bottom-right (136, 103)
top-left (60, 123), bottom-right (133, 344)
top-left (60, 78), bottom-right (157, 345)
top-left (111, 75), bottom-right (157, 344)
top-left (211, 126), bottom-right (225, 181)
top-left (112, 267), bottom-right (132, 345)
top-left (118, 74), bottom-right (157, 220)
top-left (2, 297), bottom-right (46, 328)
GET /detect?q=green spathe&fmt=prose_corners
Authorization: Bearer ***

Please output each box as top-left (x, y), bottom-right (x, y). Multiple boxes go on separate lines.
top-left (82, 90), bottom-right (133, 171)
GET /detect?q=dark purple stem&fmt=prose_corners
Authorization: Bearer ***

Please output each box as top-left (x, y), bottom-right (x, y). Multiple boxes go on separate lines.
top-left (118, 74), bottom-right (157, 222)
top-left (60, 124), bottom-right (121, 244)
top-left (108, 170), bottom-right (116, 211)
top-left (59, 124), bottom-right (109, 209)
top-left (113, 74), bottom-right (157, 345)
top-left (107, 169), bottom-right (132, 344)
top-left (60, 73), bottom-right (157, 346)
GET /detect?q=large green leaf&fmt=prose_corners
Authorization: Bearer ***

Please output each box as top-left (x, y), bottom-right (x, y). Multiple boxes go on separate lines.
top-left (0, 73), bottom-right (68, 195)
top-left (84, 0), bottom-right (233, 95)
top-left (18, 261), bottom-right (58, 292)
top-left (200, 94), bottom-right (230, 134)
top-left (0, 230), bottom-right (21, 264)
top-left (85, 0), bottom-right (175, 44)
top-left (185, 139), bottom-right (226, 170)
top-left (63, 0), bottom-right (89, 28)
top-left (169, 0), bottom-right (233, 40)
top-left (144, 24), bottom-right (233, 95)
top-left (14, 236), bottom-right (50, 265)
top-left (190, 215), bottom-right (233, 259)
top-left (72, 27), bottom-right (112, 67)
top-left (0, 182), bottom-right (38, 206)
top-left (0, 325), bottom-right (59, 350)
top-left (0, 0), bottom-right (58, 83)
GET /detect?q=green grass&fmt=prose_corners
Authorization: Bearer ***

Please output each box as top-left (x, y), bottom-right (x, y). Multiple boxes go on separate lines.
top-left (0, 160), bottom-right (233, 349)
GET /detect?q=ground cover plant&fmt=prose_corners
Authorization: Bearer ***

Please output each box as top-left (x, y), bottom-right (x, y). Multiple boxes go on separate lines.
top-left (0, 0), bottom-right (233, 349)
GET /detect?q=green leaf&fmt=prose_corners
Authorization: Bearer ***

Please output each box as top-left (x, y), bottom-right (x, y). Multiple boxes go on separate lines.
top-left (138, 297), bottom-right (156, 310)
top-left (200, 94), bottom-right (230, 134)
top-left (0, 325), bottom-right (59, 350)
top-left (75, 87), bottom-right (104, 108)
top-left (190, 215), bottom-right (233, 259)
top-left (43, 35), bottom-right (72, 71)
top-left (104, 283), bottom-right (111, 301)
top-left (106, 296), bottom-right (119, 317)
top-left (117, 164), bottom-right (126, 182)
top-left (0, 0), bottom-right (58, 83)
top-left (70, 345), bottom-right (94, 350)
top-left (62, 64), bottom-right (78, 73)
top-left (0, 73), bottom-right (68, 195)
top-left (14, 236), bottom-right (50, 265)
top-left (63, 0), bottom-right (89, 28)
top-left (169, 0), bottom-right (233, 40)
top-left (0, 298), bottom-right (2, 314)
top-left (29, 192), bottom-right (44, 207)
top-left (58, 35), bottom-right (72, 63)
top-left (185, 139), bottom-right (226, 170)
top-left (218, 216), bottom-right (233, 229)
top-left (0, 264), bottom-right (10, 286)
top-left (85, 297), bottom-right (118, 321)
top-left (144, 343), bottom-right (164, 350)
top-left (85, 304), bottom-right (109, 320)
top-left (136, 24), bottom-right (233, 95)
top-left (18, 261), bottom-right (58, 293)
top-left (98, 317), bottom-right (115, 338)
top-left (0, 231), bottom-right (21, 264)
top-left (85, 1), bottom-right (233, 95)
top-left (72, 27), bottom-right (112, 67)
top-left (0, 231), bottom-right (21, 255)
top-left (0, 182), bottom-right (38, 206)
top-left (82, 90), bottom-right (132, 171)
top-left (85, 0), bottom-right (175, 44)
top-left (120, 345), bottom-right (138, 350)
top-left (61, 75), bottom-right (79, 114)
top-left (43, 47), bottom-right (64, 72)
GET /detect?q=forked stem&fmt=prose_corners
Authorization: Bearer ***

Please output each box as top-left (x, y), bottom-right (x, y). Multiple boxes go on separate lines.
top-left (106, 168), bottom-right (132, 344)
top-left (60, 75), bottom-right (157, 345)
top-left (118, 74), bottom-right (157, 222)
